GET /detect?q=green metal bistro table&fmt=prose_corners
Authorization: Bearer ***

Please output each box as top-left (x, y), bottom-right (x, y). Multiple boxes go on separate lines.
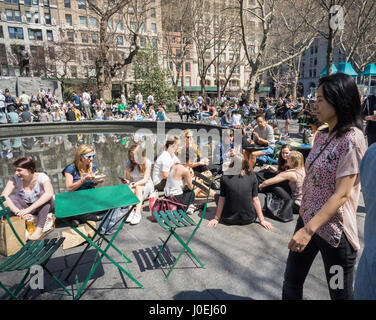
top-left (55, 184), bottom-right (143, 299)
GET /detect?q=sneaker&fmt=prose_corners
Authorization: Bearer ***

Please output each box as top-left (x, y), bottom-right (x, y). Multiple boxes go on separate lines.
top-left (126, 209), bottom-right (135, 223)
top-left (130, 213), bottom-right (142, 225)
top-left (186, 204), bottom-right (197, 215)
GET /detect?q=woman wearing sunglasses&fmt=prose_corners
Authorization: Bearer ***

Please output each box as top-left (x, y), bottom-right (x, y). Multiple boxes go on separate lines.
top-left (62, 144), bottom-right (102, 192)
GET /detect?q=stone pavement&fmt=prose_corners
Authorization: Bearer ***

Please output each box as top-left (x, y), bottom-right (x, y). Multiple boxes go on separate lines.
top-left (0, 118), bottom-right (367, 300)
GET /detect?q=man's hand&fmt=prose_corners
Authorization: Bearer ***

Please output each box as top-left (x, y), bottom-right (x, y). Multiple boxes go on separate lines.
top-left (365, 115), bottom-right (376, 122)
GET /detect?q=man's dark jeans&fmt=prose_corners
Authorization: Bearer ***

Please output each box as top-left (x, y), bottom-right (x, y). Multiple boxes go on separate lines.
top-left (282, 216), bottom-right (357, 300)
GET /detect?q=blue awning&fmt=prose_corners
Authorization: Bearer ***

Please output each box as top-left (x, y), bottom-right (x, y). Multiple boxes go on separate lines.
top-left (337, 62), bottom-right (358, 77)
top-left (361, 63), bottom-right (376, 77)
top-left (320, 64), bottom-right (337, 77)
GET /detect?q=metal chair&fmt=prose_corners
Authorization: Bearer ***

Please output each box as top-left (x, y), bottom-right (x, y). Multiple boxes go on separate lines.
top-left (0, 196), bottom-right (72, 300)
top-left (152, 172), bottom-right (213, 280)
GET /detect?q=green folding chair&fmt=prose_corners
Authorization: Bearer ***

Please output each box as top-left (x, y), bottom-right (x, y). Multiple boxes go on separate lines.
top-left (0, 196), bottom-right (72, 300)
top-left (152, 172), bottom-right (213, 280)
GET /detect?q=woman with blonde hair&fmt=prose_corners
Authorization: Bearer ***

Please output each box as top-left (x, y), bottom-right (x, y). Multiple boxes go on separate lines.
top-left (259, 150), bottom-right (306, 215)
top-left (62, 144), bottom-right (103, 192)
top-left (122, 144), bottom-right (154, 225)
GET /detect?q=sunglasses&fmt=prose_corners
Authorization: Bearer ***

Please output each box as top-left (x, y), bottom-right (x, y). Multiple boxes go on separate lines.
top-left (81, 154), bottom-right (96, 160)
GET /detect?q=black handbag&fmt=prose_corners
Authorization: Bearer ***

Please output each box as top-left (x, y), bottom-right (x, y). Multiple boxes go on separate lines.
top-left (265, 192), bottom-right (294, 223)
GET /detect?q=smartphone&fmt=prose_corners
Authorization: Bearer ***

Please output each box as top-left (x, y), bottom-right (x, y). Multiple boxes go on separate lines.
top-left (118, 176), bottom-right (127, 183)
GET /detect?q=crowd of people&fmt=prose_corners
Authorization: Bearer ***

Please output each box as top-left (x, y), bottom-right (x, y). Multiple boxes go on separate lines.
top-left (2, 72), bottom-right (376, 300)
top-left (0, 88), bottom-right (172, 123)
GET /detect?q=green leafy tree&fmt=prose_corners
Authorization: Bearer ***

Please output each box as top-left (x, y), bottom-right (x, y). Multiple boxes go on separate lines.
top-left (133, 46), bottom-right (177, 106)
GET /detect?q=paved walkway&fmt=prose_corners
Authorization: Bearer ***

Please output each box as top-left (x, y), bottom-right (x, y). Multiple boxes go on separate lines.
top-left (0, 119), bottom-right (367, 300)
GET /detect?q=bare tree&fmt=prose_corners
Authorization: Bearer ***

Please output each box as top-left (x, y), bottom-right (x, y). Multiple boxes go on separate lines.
top-left (337, 0), bottom-right (376, 72)
top-left (85, 0), bottom-right (153, 100)
top-left (238, 0), bottom-right (316, 101)
top-left (293, 0), bottom-right (356, 75)
top-left (161, 0), bottom-right (194, 94)
top-left (191, 0), bottom-right (235, 96)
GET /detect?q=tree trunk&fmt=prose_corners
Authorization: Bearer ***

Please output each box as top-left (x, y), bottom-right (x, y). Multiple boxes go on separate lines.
top-left (248, 73), bottom-right (258, 102)
top-left (97, 65), bottom-right (112, 101)
top-left (327, 10), bottom-right (335, 76)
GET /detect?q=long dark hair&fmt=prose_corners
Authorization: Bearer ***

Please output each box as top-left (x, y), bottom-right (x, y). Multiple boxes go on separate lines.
top-left (318, 73), bottom-right (363, 138)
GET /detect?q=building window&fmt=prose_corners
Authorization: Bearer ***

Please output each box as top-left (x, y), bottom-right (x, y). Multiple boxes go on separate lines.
top-left (24, 0), bottom-right (32, 5)
top-left (91, 33), bottom-right (98, 43)
top-left (67, 31), bottom-right (74, 42)
top-left (151, 23), bottom-right (156, 34)
top-left (33, 12), bottom-right (40, 24)
top-left (151, 38), bottom-right (157, 47)
top-left (81, 32), bottom-right (88, 43)
top-left (65, 14), bottom-right (72, 26)
top-left (130, 21), bottom-right (136, 32)
top-left (28, 29), bottom-right (43, 40)
top-left (150, 8), bottom-right (156, 18)
top-left (32, 0), bottom-right (38, 5)
top-left (79, 16), bottom-right (88, 27)
top-left (70, 66), bottom-right (77, 78)
top-left (117, 36), bottom-right (123, 46)
top-left (44, 13), bottom-right (51, 25)
top-left (140, 37), bottom-right (146, 47)
top-left (186, 76), bottom-right (191, 87)
top-left (64, 0), bottom-right (71, 8)
top-left (25, 12), bottom-right (32, 22)
top-left (8, 27), bottom-right (24, 39)
top-left (46, 30), bottom-right (53, 41)
top-left (78, 0), bottom-right (86, 10)
top-left (0, 26), bottom-right (3, 38)
top-left (43, 0), bottom-right (50, 6)
top-left (185, 62), bottom-right (190, 72)
top-left (90, 17), bottom-right (98, 28)
top-left (6, 10), bottom-right (21, 22)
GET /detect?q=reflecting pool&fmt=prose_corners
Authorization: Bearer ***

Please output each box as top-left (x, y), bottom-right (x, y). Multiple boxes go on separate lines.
top-left (0, 130), bottom-right (220, 194)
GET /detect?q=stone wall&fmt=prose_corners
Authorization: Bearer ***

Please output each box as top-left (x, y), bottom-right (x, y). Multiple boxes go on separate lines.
top-left (0, 77), bottom-right (62, 101)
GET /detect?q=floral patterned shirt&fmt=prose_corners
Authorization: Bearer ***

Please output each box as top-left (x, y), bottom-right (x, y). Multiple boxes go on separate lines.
top-left (300, 127), bottom-right (366, 250)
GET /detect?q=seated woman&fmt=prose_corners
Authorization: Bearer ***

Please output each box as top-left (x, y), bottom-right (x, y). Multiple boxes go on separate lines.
top-left (1, 157), bottom-right (54, 240)
top-left (208, 153), bottom-right (273, 230)
top-left (123, 144), bottom-right (154, 225)
top-left (164, 163), bottom-right (196, 214)
top-left (152, 136), bottom-right (181, 191)
top-left (179, 129), bottom-right (210, 173)
top-left (62, 144), bottom-right (105, 224)
top-left (179, 129), bottom-right (219, 195)
top-left (259, 151), bottom-right (305, 215)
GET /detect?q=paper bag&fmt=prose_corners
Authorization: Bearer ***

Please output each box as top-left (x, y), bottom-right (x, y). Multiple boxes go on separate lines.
top-left (0, 216), bottom-right (26, 257)
top-left (61, 221), bottom-right (96, 250)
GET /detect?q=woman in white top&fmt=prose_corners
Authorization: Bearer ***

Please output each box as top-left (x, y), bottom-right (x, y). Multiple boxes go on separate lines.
top-left (152, 136), bottom-right (181, 191)
top-left (164, 163), bottom-right (196, 214)
top-left (1, 157), bottom-right (54, 240)
top-left (231, 110), bottom-right (242, 128)
top-left (123, 144), bottom-right (154, 225)
top-left (95, 106), bottom-right (104, 120)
